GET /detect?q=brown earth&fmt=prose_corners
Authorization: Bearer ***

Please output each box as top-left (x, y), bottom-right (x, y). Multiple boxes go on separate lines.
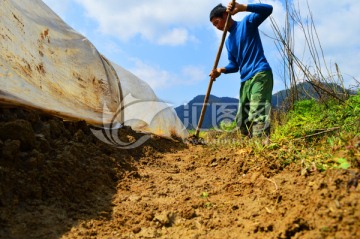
top-left (0, 107), bottom-right (359, 239)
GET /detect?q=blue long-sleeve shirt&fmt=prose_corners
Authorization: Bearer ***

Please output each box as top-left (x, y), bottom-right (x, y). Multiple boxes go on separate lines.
top-left (224, 3), bottom-right (273, 82)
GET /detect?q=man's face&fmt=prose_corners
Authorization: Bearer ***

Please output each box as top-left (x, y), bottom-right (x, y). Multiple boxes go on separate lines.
top-left (211, 15), bottom-right (226, 31)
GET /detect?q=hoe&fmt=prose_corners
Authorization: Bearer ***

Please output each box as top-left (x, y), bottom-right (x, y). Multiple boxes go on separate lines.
top-left (188, 0), bottom-right (235, 145)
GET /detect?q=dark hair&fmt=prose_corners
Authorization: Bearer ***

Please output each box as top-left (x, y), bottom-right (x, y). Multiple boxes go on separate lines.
top-left (209, 4), bottom-right (227, 21)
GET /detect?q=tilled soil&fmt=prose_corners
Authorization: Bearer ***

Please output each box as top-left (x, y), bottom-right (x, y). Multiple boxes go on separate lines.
top-left (0, 107), bottom-right (359, 239)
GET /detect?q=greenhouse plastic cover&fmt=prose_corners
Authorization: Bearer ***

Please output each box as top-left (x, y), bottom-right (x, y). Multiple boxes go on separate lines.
top-left (0, 0), bottom-right (188, 141)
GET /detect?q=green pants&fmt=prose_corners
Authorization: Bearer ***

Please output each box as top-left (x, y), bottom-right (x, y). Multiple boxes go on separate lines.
top-left (236, 71), bottom-right (273, 137)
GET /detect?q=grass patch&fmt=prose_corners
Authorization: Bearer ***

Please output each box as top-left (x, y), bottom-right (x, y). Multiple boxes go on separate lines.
top-left (197, 92), bottom-right (360, 172)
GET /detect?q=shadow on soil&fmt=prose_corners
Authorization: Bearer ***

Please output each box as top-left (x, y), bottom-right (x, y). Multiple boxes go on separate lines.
top-left (0, 107), bottom-right (187, 239)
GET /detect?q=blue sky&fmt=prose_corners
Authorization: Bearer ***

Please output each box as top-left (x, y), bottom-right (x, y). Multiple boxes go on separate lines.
top-left (42, 0), bottom-right (360, 107)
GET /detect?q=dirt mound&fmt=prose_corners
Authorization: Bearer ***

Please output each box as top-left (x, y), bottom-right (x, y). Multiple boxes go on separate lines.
top-left (0, 107), bottom-right (185, 239)
top-left (0, 107), bottom-right (359, 239)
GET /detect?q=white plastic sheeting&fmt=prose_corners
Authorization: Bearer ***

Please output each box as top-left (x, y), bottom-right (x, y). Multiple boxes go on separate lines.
top-left (0, 0), bottom-right (188, 140)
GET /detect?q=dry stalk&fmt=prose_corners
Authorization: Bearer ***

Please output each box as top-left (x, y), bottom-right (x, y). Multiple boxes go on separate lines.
top-left (263, 177), bottom-right (279, 191)
top-left (293, 126), bottom-right (341, 141)
top-left (267, 0), bottom-right (351, 109)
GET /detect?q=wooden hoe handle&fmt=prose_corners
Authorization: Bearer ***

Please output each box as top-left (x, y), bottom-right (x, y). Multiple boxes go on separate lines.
top-left (194, 0), bottom-right (236, 138)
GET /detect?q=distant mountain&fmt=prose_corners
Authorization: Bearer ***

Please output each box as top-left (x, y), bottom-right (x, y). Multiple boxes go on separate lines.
top-left (175, 82), bottom-right (356, 129)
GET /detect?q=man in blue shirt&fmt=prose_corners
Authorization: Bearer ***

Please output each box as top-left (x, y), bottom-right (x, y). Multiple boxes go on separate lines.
top-left (209, 1), bottom-right (273, 139)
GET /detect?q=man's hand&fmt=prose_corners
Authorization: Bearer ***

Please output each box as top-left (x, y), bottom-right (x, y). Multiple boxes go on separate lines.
top-left (209, 68), bottom-right (225, 81)
top-left (227, 1), bottom-right (247, 15)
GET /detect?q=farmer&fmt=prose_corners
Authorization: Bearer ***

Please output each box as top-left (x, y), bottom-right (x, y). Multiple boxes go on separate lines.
top-left (209, 1), bottom-right (273, 139)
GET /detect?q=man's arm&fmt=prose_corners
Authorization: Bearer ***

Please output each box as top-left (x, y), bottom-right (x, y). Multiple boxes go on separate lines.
top-left (227, 2), bottom-right (273, 26)
top-left (227, 2), bottom-right (247, 15)
top-left (209, 67), bottom-right (226, 81)
top-left (210, 54), bottom-right (239, 81)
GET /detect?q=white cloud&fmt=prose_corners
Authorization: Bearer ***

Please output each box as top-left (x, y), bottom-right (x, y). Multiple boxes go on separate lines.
top-left (181, 66), bottom-right (207, 83)
top-left (128, 59), bottom-right (206, 90)
top-left (73, 0), bottom-right (222, 46)
top-left (128, 59), bottom-right (172, 90)
top-left (157, 28), bottom-right (189, 46)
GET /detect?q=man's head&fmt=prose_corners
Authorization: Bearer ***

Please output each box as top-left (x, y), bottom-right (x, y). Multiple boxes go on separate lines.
top-left (210, 4), bottom-right (228, 31)
top-left (210, 4), bottom-right (227, 21)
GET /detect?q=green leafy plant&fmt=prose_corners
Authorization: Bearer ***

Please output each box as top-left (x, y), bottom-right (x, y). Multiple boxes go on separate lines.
top-left (219, 120), bottom-right (237, 132)
top-left (200, 192), bottom-right (209, 198)
top-left (333, 158), bottom-right (351, 169)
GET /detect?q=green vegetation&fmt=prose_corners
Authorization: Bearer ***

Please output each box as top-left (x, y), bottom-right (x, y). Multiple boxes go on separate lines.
top-left (187, 129), bottom-right (207, 139)
top-left (200, 192), bottom-right (209, 198)
top-left (272, 92), bottom-right (360, 141)
top-left (219, 120), bottom-right (237, 132)
top-left (196, 92), bottom-right (360, 172)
